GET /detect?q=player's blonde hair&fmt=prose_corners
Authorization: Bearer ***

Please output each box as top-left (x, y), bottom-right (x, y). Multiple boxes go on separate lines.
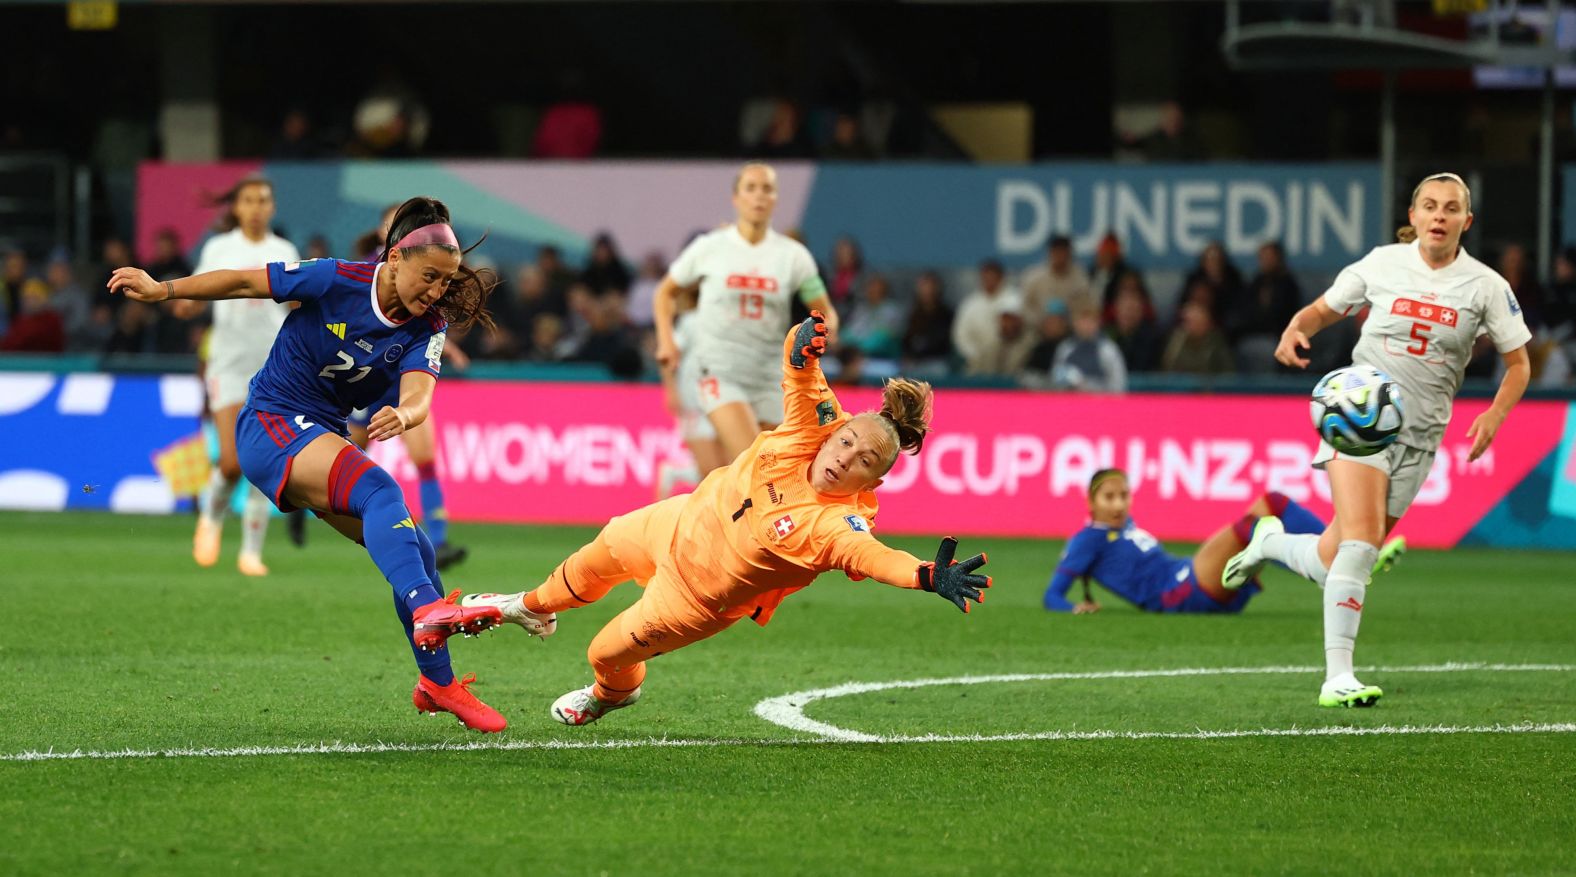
top-left (1397, 172), bottom-right (1472, 244)
top-left (858, 378), bottom-right (933, 474)
top-left (732, 161), bottom-right (776, 193)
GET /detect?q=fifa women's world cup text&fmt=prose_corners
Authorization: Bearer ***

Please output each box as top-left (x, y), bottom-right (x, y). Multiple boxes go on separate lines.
top-left (1226, 172), bottom-right (1531, 709)
top-left (461, 312), bottom-right (991, 727)
top-left (108, 196), bottom-right (515, 733)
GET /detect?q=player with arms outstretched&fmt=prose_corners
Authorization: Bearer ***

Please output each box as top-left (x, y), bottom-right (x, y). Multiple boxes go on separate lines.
top-left (464, 312), bottom-right (990, 726)
top-left (1225, 173), bottom-right (1531, 707)
top-left (652, 162), bottom-right (841, 473)
top-left (110, 196), bottom-right (511, 732)
top-left (1046, 468), bottom-right (1403, 615)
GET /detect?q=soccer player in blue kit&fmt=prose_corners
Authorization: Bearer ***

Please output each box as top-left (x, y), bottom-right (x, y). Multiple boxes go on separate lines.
top-left (1044, 468), bottom-right (1403, 615)
top-left (108, 196), bottom-right (510, 732)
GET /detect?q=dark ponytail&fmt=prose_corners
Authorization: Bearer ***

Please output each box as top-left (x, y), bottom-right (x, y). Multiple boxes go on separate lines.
top-left (383, 196), bottom-right (496, 332)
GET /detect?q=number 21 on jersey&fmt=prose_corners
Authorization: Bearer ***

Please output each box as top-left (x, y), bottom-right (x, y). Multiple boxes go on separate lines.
top-left (319, 350), bottom-right (371, 382)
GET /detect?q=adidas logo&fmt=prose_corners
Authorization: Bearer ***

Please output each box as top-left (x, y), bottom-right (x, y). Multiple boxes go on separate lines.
top-left (1337, 597), bottom-right (1363, 612)
top-left (393, 517), bottom-right (414, 529)
top-left (326, 322), bottom-right (346, 339)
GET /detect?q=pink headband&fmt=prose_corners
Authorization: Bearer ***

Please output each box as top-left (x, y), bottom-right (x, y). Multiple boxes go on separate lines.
top-left (393, 222), bottom-right (459, 251)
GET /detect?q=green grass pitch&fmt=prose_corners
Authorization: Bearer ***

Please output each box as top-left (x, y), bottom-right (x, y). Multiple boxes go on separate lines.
top-left (1, 510), bottom-right (1571, 875)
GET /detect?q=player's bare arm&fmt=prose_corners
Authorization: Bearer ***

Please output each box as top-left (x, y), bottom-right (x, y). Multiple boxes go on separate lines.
top-left (652, 275), bottom-right (693, 369)
top-left (108, 267), bottom-right (273, 303)
top-left (1275, 298), bottom-right (1343, 369)
top-left (368, 370), bottom-right (435, 442)
top-left (1466, 345), bottom-right (1530, 461)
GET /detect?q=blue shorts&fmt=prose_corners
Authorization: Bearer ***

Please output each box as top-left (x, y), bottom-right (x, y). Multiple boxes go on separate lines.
top-left (347, 385), bottom-right (399, 428)
top-left (236, 405), bottom-right (343, 512)
top-left (1154, 562), bottom-right (1260, 614)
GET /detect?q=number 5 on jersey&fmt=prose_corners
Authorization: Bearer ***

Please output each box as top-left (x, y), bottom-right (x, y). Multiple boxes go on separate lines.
top-left (319, 350), bottom-right (371, 382)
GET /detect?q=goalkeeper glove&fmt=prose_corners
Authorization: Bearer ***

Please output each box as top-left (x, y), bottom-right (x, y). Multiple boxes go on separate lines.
top-left (916, 537), bottom-right (991, 613)
top-left (789, 310), bottom-right (829, 369)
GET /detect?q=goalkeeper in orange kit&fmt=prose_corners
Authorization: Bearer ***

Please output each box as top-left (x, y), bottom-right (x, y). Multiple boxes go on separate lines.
top-left (462, 311), bottom-right (991, 725)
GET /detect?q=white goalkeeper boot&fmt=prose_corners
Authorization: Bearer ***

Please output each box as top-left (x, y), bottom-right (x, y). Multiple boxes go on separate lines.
top-left (459, 591), bottom-right (557, 638)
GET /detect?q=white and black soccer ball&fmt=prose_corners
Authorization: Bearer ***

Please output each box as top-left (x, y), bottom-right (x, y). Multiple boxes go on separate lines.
top-left (1309, 365), bottom-right (1404, 457)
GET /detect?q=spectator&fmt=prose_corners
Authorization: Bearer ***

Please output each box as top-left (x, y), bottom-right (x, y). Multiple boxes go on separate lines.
top-left (1234, 240), bottom-right (1302, 341)
top-left (2, 248), bottom-right (32, 323)
top-left (563, 281), bottom-right (598, 346)
top-left (1020, 234), bottom-right (1094, 317)
top-left (828, 236), bottom-right (862, 310)
top-left (969, 293), bottom-right (1037, 378)
top-left (822, 110), bottom-right (875, 160)
top-left (1161, 300), bottom-right (1235, 376)
top-left (270, 108), bottom-right (328, 159)
top-left (1123, 100), bottom-right (1206, 162)
top-left (537, 245), bottom-right (577, 301)
top-left (953, 258), bottom-right (1019, 374)
top-left (1050, 304), bottom-right (1127, 393)
top-left (525, 313), bottom-right (571, 362)
top-left (570, 294), bottom-right (635, 366)
top-left (840, 274), bottom-right (906, 360)
top-left (0, 278), bottom-right (65, 352)
top-left (1499, 244), bottom-right (1546, 330)
top-left (103, 300), bottom-right (157, 354)
top-left (349, 71), bottom-right (429, 158)
top-left (146, 228), bottom-right (193, 281)
top-left (95, 237), bottom-right (136, 306)
top-left (1181, 241), bottom-right (1244, 328)
top-left (832, 345), bottom-right (868, 385)
top-left (305, 235), bottom-right (332, 261)
top-left (753, 98), bottom-right (813, 159)
top-left (532, 69), bottom-right (604, 159)
top-left (1106, 281), bottom-right (1163, 373)
top-left (626, 251), bottom-right (665, 329)
top-left (902, 269), bottom-right (954, 370)
top-left (1089, 232), bottom-right (1131, 310)
top-left (480, 264), bottom-right (562, 359)
top-left (44, 257), bottom-right (111, 353)
top-left (1025, 299), bottom-right (1071, 373)
top-left (580, 232), bottom-right (632, 295)
top-left (1549, 247), bottom-right (1576, 335)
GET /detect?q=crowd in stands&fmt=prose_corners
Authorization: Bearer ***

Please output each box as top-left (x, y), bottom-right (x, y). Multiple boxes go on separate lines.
top-left (5, 226), bottom-right (1575, 391)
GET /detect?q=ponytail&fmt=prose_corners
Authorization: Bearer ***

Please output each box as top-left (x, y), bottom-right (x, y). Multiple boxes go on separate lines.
top-left (878, 377), bottom-right (933, 458)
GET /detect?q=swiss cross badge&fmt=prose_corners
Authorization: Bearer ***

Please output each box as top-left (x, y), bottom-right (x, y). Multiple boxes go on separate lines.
top-left (773, 515), bottom-right (795, 537)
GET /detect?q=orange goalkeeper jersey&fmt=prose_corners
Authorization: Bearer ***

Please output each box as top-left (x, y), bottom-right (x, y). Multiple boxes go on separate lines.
top-left (668, 330), bottom-right (924, 626)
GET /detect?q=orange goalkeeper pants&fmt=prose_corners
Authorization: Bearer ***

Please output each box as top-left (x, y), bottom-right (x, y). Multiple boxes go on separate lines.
top-left (524, 495), bottom-right (739, 702)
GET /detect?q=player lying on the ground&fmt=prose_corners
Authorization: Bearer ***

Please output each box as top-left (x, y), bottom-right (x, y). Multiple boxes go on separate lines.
top-left (462, 312), bottom-right (990, 726)
top-left (110, 197), bottom-right (511, 733)
top-left (1044, 468), bottom-right (1404, 615)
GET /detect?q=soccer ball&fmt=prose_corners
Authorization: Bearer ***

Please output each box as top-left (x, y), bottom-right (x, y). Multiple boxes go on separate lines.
top-left (1309, 365), bottom-right (1404, 456)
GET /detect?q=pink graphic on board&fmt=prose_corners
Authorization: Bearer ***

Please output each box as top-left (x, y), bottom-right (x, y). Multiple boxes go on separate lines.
top-left (366, 384), bottom-right (1568, 549)
top-left (135, 162), bottom-right (265, 264)
top-left (444, 161), bottom-right (817, 264)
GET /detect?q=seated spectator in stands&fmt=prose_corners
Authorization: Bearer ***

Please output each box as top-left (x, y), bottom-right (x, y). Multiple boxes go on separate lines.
top-left (1499, 243), bottom-right (1546, 331)
top-left (828, 237), bottom-right (862, 310)
top-left (822, 110), bottom-right (875, 161)
top-left (626, 251), bottom-right (665, 329)
top-left (95, 238), bottom-right (135, 305)
top-left (1549, 247), bottom-right (1576, 338)
top-left (1089, 232), bottom-right (1131, 309)
top-left (1049, 304), bottom-right (1127, 393)
top-left (832, 346), bottom-right (868, 385)
top-left (581, 232), bottom-right (632, 295)
top-left (1161, 300), bottom-right (1235, 376)
top-left (1120, 100), bottom-right (1206, 162)
top-left (570, 294), bottom-right (635, 366)
top-left (147, 228), bottom-right (193, 281)
top-left (1107, 268), bottom-right (1158, 325)
top-left (44, 256), bottom-right (110, 353)
top-left (532, 70), bottom-right (604, 159)
top-left (0, 278), bottom-right (65, 352)
top-left (752, 98), bottom-right (813, 159)
top-left (537, 245), bottom-right (577, 302)
top-left (954, 259), bottom-right (1019, 374)
top-left (525, 313), bottom-right (571, 363)
top-left (270, 108), bottom-right (329, 159)
top-left (1106, 282), bottom-right (1163, 374)
top-left (1181, 241), bottom-right (1244, 329)
top-left (1020, 234), bottom-right (1094, 317)
top-left (1026, 299), bottom-right (1071, 373)
top-left (2, 248), bottom-right (32, 323)
top-left (305, 235), bottom-right (332, 261)
top-left (967, 293), bottom-right (1037, 378)
top-left (902, 269), bottom-right (954, 371)
top-left (841, 274), bottom-right (906, 360)
top-left (1233, 240), bottom-right (1301, 342)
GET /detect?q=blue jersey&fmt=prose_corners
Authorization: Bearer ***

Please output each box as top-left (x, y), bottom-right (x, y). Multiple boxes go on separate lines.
top-left (247, 259), bottom-right (445, 435)
top-left (1042, 519), bottom-right (1189, 612)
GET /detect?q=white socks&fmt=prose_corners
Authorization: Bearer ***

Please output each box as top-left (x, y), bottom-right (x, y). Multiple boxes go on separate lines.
top-left (1262, 532), bottom-right (1328, 587)
top-left (1324, 540), bottom-right (1378, 681)
top-left (200, 468), bottom-right (238, 526)
top-left (240, 488), bottom-right (270, 559)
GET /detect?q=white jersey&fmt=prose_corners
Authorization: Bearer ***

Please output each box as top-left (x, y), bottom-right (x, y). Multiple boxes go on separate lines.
top-left (1322, 241), bottom-right (1531, 449)
top-left (194, 228), bottom-right (300, 376)
top-left (666, 225), bottom-right (825, 387)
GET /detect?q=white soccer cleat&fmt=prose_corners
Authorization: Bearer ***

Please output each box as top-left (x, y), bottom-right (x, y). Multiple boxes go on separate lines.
top-left (459, 591), bottom-right (556, 638)
top-left (551, 685), bottom-right (641, 726)
top-left (1319, 673), bottom-right (1383, 708)
top-left (1222, 516), bottom-right (1284, 589)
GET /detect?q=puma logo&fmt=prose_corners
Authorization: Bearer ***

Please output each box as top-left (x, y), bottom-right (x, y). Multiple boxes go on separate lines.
top-left (1337, 597), bottom-right (1363, 612)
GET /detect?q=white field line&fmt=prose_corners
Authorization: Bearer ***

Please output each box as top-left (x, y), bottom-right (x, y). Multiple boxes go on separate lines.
top-left (751, 662), bottom-right (1576, 742)
top-left (4, 663), bottom-right (1571, 763)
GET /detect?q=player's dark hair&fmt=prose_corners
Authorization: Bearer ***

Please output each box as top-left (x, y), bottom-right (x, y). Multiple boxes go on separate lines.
top-left (879, 377), bottom-right (933, 460)
top-left (211, 177), bottom-right (274, 233)
top-left (383, 195), bottom-right (496, 332)
top-left (1087, 468), bottom-right (1126, 498)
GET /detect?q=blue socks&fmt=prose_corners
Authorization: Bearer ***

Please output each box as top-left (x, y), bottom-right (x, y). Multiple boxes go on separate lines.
top-left (1266, 491), bottom-right (1326, 535)
top-left (416, 462), bottom-right (448, 547)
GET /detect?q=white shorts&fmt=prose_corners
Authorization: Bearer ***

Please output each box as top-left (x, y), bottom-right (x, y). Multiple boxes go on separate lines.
top-left (676, 355), bottom-right (716, 442)
top-left (1312, 441), bottom-right (1436, 520)
top-left (206, 366), bottom-right (256, 413)
top-left (696, 366), bottom-right (783, 426)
